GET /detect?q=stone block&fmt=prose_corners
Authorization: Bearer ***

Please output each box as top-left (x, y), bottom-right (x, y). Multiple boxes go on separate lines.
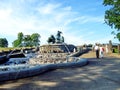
top-left (0, 71), bottom-right (10, 81)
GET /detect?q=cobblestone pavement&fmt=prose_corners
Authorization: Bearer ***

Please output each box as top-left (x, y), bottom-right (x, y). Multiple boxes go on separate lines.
top-left (0, 51), bottom-right (120, 90)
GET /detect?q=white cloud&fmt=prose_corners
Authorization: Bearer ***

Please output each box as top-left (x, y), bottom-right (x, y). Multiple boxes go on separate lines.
top-left (0, 0), bottom-right (112, 47)
top-left (74, 16), bottom-right (104, 24)
top-left (37, 3), bottom-right (61, 15)
top-left (58, 15), bottom-right (104, 26)
top-left (0, 9), bottom-right (12, 19)
top-left (85, 16), bottom-right (104, 23)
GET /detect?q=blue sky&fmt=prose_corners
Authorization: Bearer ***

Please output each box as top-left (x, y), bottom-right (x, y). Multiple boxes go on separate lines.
top-left (0, 0), bottom-right (119, 47)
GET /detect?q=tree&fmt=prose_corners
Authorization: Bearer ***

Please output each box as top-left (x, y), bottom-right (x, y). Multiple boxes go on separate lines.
top-left (0, 38), bottom-right (8, 47)
top-left (31, 33), bottom-right (40, 46)
top-left (23, 35), bottom-right (32, 47)
top-left (13, 32), bottom-right (40, 47)
top-left (18, 32), bottom-right (23, 43)
top-left (12, 39), bottom-right (20, 47)
top-left (103, 0), bottom-right (120, 41)
top-left (13, 32), bottom-right (24, 47)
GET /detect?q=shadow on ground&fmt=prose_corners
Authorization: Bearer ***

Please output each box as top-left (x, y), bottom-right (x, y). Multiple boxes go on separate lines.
top-left (0, 52), bottom-right (120, 90)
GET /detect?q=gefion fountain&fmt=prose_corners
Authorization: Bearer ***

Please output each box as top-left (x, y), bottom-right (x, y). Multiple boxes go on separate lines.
top-left (0, 31), bottom-right (88, 81)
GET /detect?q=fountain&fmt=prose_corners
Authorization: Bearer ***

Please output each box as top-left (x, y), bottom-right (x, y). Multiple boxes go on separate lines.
top-left (0, 31), bottom-right (89, 81)
top-left (0, 42), bottom-right (26, 64)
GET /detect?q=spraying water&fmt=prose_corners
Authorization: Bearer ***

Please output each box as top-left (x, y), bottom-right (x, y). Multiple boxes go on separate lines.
top-left (0, 41), bottom-right (26, 64)
top-left (7, 42), bottom-right (24, 58)
top-left (62, 43), bottom-right (71, 54)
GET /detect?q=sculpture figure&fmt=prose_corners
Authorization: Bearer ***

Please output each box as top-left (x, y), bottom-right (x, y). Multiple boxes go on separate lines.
top-left (56, 31), bottom-right (63, 43)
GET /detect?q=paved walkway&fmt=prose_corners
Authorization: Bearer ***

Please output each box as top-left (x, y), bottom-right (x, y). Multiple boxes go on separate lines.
top-left (0, 51), bottom-right (120, 90)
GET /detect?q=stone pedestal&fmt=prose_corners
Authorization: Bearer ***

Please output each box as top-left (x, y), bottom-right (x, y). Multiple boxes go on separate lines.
top-left (40, 44), bottom-right (76, 53)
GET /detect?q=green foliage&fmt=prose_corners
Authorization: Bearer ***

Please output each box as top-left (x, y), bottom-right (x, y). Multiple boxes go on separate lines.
top-left (0, 38), bottom-right (8, 47)
top-left (12, 32), bottom-right (24, 47)
top-left (18, 32), bottom-right (24, 41)
top-left (23, 35), bottom-right (32, 47)
top-left (12, 39), bottom-right (20, 47)
top-left (103, 0), bottom-right (114, 6)
top-left (31, 33), bottom-right (40, 46)
top-left (13, 32), bottom-right (40, 47)
top-left (113, 48), bottom-right (118, 53)
top-left (103, 0), bottom-right (120, 41)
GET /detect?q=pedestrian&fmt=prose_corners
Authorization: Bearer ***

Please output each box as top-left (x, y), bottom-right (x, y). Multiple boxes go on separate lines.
top-left (99, 45), bottom-right (104, 58)
top-left (94, 43), bottom-right (99, 58)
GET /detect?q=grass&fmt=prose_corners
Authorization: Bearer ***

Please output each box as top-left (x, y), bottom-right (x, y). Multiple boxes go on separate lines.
top-left (113, 48), bottom-right (119, 53)
top-left (0, 47), bottom-right (34, 52)
top-left (0, 47), bottom-right (15, 52)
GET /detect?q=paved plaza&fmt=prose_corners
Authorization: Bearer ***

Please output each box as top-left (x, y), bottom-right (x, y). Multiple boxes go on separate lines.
top-left (0, 51), bottom-right (120, 90)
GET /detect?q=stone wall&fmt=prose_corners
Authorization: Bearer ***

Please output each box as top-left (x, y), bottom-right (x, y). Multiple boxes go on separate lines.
top-left (39, 44), bottom-right (76, 53)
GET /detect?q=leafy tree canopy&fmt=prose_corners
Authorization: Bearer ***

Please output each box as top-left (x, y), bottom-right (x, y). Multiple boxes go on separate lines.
top-left (31, 33), bottom-right (40, 46)
top-left (0, 38), bottom-right (8, 47)
top-left (13, 32), bottom-right (40, 47)
top-left (18, 32), bottom-right (24, 41)
top-left (13, 32), bottom-right (24, 47)
top-left (103, 0), bottom-right (120, 41)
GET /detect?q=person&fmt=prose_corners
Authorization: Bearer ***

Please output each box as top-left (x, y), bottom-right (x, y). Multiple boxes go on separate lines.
top-left (94, 43), bottom-right (99, 58)
top-left (99, 45), bottom-right (104, 58)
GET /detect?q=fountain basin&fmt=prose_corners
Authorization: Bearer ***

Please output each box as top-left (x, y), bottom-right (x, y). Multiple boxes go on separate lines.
top-left (0, 53), bottom-right (25, 64)
top-left (0, 47), bottom-right (89, 81)
top-left (0, 58), bottom-right (88, 81)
